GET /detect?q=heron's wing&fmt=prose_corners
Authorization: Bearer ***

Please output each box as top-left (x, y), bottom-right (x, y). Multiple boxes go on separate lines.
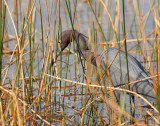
top-left (99, 48), bottom-right (156, 102)
top-left (100, 48), bottom-right (152, 82)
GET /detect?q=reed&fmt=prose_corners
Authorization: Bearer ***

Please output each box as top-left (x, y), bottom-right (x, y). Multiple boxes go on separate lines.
top-left (0, 0), bottom-right (5, 89)
top-left (0, 0), bottom-right (159, 125)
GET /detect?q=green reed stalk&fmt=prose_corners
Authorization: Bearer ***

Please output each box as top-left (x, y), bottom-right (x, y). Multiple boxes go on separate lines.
top-left (157, 0), bottom-right (160, 124)
top-left (58, 3), bottom-right (66, 123)
top-left (88, 0), bottom-right (107, 42)
top-left (122, 0), bottom-right (134, 124)
top-left (63, 44), bottom-right (71, 104)
top-left (13, 0), bottom-right (21, 88)
top-left (0, 1), bottom-right (6, 91)
top-left (0, 7), bottom-right (5, 126)
top-left (28, 0), bottom-right (33, 103)
top-left (129, 13), bottom-right (136, 32)
top-left (39, 0), bottom-right (44, 58)
top-left (106, 0), bottom-right (111, 41)
top-left (132, 12), bottom-right (141, 54)
top-left (38, 1), bottom-right (44, 120)
top-left (0, 0), bottom-right (2, 84)
top-left (143, 0), bottom-right (155, 28)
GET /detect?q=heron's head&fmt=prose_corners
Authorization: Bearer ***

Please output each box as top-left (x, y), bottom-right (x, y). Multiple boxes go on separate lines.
top-left (59, 29), bottom-right (89, 52)
top-left (51, 29), bottom-right (96, 67)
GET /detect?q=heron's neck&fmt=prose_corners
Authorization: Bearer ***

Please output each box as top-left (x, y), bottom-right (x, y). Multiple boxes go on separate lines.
top-left (61, 30), bottom-right (97, 66)
top-left (80, 50), bottom-right (97, 66)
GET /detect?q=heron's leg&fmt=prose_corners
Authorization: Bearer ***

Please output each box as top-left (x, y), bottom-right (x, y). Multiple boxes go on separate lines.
top-left (131, 95), bottom-right (135, 123)
top-left (131, 85), bottom-right (137, 124)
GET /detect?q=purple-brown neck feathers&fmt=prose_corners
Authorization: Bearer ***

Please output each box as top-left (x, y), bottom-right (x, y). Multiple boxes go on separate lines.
top-left (56, 29), bottom-right (97, 66)
top-left (60, 29), bottom-right (89, 51)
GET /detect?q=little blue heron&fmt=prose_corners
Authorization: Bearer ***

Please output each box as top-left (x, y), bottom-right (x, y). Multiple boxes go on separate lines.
top-left (52, 29), bottom-right (156, 103)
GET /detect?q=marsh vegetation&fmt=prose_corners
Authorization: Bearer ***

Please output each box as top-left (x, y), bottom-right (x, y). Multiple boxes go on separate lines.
top-left (0, 0), bottom-right (160, 125)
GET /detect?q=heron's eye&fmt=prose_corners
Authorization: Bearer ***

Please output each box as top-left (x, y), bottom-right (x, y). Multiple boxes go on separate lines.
top-left (58, 40), bottom-right (61, 43)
